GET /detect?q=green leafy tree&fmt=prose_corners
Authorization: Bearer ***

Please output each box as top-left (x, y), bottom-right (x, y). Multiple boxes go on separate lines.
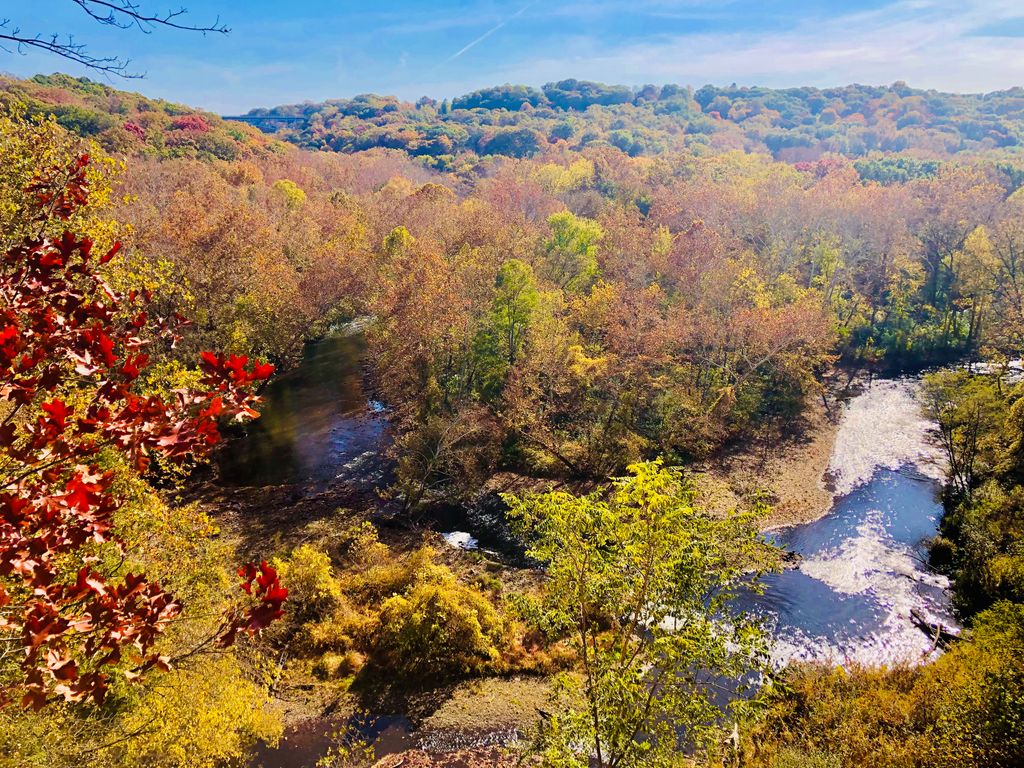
top-left (491, 259), bottom-right (540, 366)
top-left (472, 259), bottom-right (540, 399)
top-left (922, 369), bottom-right (1004, 496)
top-left (505, 460), bottom-right (777, 768)
top-left (541, 211), bottom-right (603, 292)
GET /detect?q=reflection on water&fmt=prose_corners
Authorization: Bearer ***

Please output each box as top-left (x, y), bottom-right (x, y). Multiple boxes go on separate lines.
top-left (251, 715), bottom-right (415, 768)
top-left (217, 332), bottom-right (388, 488)
top-left (742, 378), bottom-right (959, 666)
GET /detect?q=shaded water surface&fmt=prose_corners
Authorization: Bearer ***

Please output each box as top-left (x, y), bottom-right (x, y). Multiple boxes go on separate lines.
top-left (218, 331), bottom-right (388, 489)
top-left (251, 716), bottom-right (415, 768)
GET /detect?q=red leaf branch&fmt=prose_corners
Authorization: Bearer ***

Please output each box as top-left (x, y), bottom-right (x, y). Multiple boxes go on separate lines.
top-left (0, 155), bottom-right (282, 709)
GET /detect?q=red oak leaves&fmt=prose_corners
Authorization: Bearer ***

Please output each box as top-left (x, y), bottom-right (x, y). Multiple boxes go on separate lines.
top-left (0, 155), bottom-right (282, 710)
top-left (218, 561), bottom-right (288, 648)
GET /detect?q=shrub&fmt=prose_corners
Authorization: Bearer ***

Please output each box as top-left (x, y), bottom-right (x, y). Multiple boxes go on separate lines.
top-left (339, 526), bottom-right (440, 601)
top-left (123, 120), bottom-right (146, 140)
top-left (374, 575), bottom-right (505, 677)
top-left (313, 650), bottom-right (364, 680)
top-left (280, 524), bottom-right (512, 682)
top-left (923, 601), bottom-right (1024, 767)
top-left (303, 597), bottom-right (370, 653)
top-left (171, 114), bottom-right (210, 132)
top-left (273, 545), bottom-right (342, 622)
top-left (744, 602), bottom-right (1024, 768)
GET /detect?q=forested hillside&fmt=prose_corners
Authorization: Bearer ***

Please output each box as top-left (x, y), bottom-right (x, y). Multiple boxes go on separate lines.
top-left (246, 80), bottom-right (1024, 165)
top-left (0, 73), bottom-right (280, 160)
top-left (2, 71), bottom-right (1024, 768)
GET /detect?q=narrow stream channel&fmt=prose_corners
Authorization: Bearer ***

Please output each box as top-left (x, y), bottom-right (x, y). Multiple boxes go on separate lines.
top-left (218, 329), bottom-right (390, 490)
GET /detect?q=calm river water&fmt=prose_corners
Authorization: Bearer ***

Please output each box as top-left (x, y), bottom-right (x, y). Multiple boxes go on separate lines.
top-left (218, 330), bottom-right (389, 490)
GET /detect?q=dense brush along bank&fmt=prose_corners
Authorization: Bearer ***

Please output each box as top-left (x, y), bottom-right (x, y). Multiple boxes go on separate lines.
top-left (210, 329), bottom-right (961, 766)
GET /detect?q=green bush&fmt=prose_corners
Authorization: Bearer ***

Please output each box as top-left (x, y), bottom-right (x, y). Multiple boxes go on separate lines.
top-left (273, 544), bottom-right (342, 623)
top-left (374, 574), bottom-right (505, 677)
top-left (312, 650), bottom-right (364, 680)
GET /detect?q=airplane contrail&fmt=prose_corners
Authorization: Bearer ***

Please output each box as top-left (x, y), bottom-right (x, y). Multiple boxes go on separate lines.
top-left (447, 2), bottom-right (538, 61)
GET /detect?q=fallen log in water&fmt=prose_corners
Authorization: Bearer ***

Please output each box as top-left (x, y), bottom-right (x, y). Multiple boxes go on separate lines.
top-left (910, 608), bottom-right (958, 648)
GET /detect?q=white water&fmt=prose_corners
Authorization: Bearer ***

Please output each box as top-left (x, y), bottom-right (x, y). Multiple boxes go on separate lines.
top-left (827, 378), bottom-right (946, 496)
top-left (441, 531), bottom-right (479, 550)
top-left (751, 377), bottom-right (959, 667)
top-left (799, 512), bottom-right (951, 602)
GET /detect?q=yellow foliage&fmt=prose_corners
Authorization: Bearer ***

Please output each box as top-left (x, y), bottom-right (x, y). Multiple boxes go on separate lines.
top-left (273, 544), bottom-right (343, 621)
top-left (532, 158), bottom-right (595, 194)
top-left (0, 106), bottom-right (121, 251)
top-left (108, 657), bottom-right (282, 768)
top-left (0, 474), bottom-right (281, 768)
top-left (375, 575), bottom-right (505, 676)
top-left (567, 344), bottom-right (608, 381)
top-left (272, 177), bottom-right (306, 208)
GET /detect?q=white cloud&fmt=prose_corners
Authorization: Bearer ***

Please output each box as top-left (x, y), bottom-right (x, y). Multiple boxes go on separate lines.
top-left (414, 0), bottom-right (1024, 96)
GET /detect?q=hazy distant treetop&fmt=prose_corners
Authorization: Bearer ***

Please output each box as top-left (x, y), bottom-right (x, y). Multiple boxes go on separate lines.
top-left (0, 72), bottom-right (278, 161)
top-left (10, 70), bottom-right (1024, 166)
top-left (244, 79), bottom-right (1024, 163)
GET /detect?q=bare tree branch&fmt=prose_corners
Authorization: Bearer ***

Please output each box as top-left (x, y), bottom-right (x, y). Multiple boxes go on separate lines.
top-left (69, 0), bottom-right (228, 34)
top-left (0, 1), bottom-right (228, 78)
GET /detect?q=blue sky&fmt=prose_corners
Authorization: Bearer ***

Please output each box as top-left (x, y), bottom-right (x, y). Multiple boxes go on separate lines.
top-left (3, 0), bottom-right (1024, 113)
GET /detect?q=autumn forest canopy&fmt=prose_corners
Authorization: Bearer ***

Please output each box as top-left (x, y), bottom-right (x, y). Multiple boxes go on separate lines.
top-left (2, 54), bottom-right (1024, 768)
top-left (244, 78), bottom-right (1024, 165)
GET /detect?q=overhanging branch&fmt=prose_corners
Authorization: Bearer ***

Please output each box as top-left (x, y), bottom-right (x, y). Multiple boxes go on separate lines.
top-left (0, 1), bottom-right (229, 78)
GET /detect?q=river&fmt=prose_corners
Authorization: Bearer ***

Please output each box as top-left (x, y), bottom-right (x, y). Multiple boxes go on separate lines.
top-left (218, 329), bottom-right (390, 491)
top-left (737, 378), bottom-right (958, 665)
top-left (223, 335), bottom-right (957, 663)
top-left (229, 335), bottom-right (959, 764)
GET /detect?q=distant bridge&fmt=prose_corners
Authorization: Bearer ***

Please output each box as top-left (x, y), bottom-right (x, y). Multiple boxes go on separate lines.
top-left (222, 114), bottom-right (309, 125)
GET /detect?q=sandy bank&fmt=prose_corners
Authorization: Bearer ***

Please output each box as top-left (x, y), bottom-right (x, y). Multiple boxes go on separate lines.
top-left (696, 393), bottom-right (840, 531)
top-left (373, 746), bottom-right (523, 768)
top-left (479, 391), bottom-right (841, 533)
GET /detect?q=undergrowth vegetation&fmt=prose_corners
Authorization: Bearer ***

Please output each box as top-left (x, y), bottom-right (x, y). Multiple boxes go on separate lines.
top-left (266, 522), bottom-right (567, 688)
top-left (746, 602), bottom-right (1024, 768)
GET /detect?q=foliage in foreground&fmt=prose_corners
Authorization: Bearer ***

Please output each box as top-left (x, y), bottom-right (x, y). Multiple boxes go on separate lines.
top-left (746, 601), bottom-right (1024, 768)
top-left (0, 148), bottom-right (284, 708)
top-left (0, 112), bottom-right (286, 766)
top-left (506, 460), bottom-right (777, 768)
top-left (922, 367), bottom-right (1024, 614)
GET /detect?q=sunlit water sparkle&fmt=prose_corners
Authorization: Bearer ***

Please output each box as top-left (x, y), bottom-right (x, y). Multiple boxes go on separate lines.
top-left (740, 378), bottom-right (959, 667)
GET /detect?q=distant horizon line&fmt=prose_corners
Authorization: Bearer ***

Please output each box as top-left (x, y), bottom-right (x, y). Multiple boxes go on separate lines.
top-left (236, 78), bottom-right (1024, 112)
top-left (15, 71), bottom-right (1024, 115)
